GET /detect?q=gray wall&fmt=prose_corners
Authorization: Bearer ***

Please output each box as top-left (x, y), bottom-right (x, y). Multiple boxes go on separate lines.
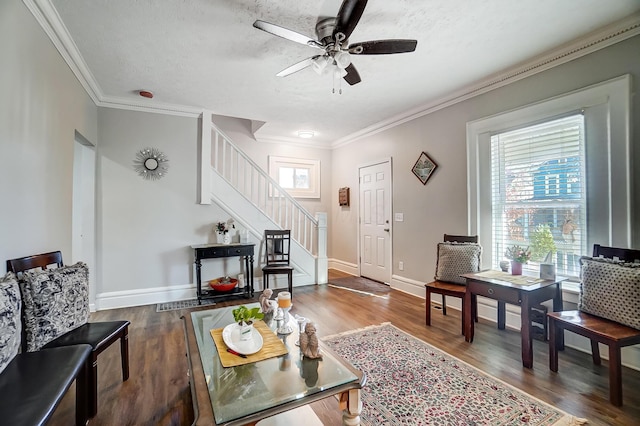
top-left (330, 35), bottom-right (640, 283)
top-left (0, 1), bottom-right (98, 269)
top-left (2, 0), bottom-right (637, 309)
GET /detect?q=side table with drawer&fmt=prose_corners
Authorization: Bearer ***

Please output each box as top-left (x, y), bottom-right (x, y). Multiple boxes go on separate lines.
top-left (191, 243), bottom-right (255, 304)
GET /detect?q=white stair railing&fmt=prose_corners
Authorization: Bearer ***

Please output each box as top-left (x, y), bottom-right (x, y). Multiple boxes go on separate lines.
top-left (208, 121), bottom-right (318, 255)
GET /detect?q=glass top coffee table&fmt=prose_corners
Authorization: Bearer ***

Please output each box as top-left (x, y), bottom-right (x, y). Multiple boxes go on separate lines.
top-left (182, 304), bottom-right (365, 425)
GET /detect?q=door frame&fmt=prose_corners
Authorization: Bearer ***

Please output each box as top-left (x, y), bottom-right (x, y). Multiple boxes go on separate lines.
top-left (72, 131), bottom-right (97, 311)
top-left (357, 157), bottom-right (393, 284)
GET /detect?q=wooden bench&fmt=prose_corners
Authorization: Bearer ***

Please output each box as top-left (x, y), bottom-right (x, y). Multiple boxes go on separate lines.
top-left (548, 244), bottom-right (640, 406)
top-left (548, 310), bottom-right (640, 406)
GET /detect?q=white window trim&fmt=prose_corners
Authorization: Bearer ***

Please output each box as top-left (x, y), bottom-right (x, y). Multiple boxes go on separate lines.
top-left (268, 156), bottom-right (320, 199)
top-left (466, 75), bottom-right (632, 270)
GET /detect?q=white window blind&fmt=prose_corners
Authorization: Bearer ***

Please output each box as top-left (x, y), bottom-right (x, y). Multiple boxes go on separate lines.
top-left (490, 114), bottom-right (586, 277)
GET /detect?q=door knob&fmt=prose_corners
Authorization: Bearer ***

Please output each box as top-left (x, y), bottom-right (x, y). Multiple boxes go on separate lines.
top-left (384, 228), bottom-right (389, 232)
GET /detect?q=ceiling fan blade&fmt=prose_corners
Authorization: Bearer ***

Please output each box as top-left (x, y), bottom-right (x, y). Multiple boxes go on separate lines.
top-left (276, 56), bottom-right (319, 77)
top-left (333, 0), bottom-right (368, 40)
top-left (349, 39), bottom-right (417, 55)
top-left (253, 20), bottom-right (321, 48)
top-left (343, 63), bottom-right (361, 86)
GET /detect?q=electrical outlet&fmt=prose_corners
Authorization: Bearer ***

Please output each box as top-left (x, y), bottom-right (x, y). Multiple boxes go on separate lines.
top-left (399, 261), bottom-right (404, 271)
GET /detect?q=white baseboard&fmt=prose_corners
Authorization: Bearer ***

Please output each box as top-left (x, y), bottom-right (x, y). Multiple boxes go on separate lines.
top-left (390, 274), bottom-right (425, 298)
top-left (96, 284), bottom-right (197, 310)
top-left (95, 273), bottom-right (316, 310)
top-left (328, 258), bottom-right (358, 276)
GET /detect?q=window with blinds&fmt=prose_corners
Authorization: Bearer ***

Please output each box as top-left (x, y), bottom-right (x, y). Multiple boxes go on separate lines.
top-left (490, 114), bottom-right (586, 277)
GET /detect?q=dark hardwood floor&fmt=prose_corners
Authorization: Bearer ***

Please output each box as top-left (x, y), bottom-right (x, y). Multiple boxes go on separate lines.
top-left (49, 270), bottom-right (639, 425)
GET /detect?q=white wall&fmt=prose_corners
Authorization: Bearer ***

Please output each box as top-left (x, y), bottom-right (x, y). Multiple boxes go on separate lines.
top-left (0, 1), bottom-right (98, 270)
top-left (330, 34), bottom-right (640, 291)
top-left (96, 109), bottom-right (245, 308)
top-left (211, 115), bottom-right (333, 220)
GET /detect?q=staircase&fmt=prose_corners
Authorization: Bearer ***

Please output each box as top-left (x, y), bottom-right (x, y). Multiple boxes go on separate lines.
top-left (199, 112), bottom-right (327, 288)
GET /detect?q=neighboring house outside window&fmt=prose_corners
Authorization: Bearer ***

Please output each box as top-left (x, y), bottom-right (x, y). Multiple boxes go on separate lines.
top-left (490, 115), bottom-right (586, 277)
top-left (467, 75), bottom-right (632, 284)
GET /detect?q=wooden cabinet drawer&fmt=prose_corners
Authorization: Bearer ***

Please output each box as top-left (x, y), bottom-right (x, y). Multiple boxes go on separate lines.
top-left (469, 281), bottom-right (521, 305)
top-left (227, 246), bottom-right (253, 257)
top-left (196, 244), bottom-right (254, 259)
top-left (198, 247), bottom-right (225, 258)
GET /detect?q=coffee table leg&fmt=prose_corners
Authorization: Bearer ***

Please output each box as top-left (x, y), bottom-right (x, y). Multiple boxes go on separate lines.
top-left (342, 389), bottom-right (362, 426)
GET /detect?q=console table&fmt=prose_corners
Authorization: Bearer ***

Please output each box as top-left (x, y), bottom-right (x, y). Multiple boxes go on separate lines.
top-left (191, 243), bottom-right (255, 304)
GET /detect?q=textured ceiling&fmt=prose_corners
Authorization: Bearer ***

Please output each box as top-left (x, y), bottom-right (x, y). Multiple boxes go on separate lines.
top-left (49, 0), bottom-right (640, 146)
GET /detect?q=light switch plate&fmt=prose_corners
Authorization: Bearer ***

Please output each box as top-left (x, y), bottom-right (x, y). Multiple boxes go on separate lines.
top-left (394, 213), bottom-right (404, 222)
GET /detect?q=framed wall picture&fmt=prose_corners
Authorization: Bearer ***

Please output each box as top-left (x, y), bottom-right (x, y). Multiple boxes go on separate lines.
top-left (412, 151), bottom-right (437, 185)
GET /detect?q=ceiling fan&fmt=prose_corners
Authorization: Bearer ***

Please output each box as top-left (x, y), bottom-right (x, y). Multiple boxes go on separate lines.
top-left (253, 0), bottom-right (417, 90)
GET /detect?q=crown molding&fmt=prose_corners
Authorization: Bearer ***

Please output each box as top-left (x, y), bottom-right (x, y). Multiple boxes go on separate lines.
top-left (23, 0), bottom-right (102, 104)
top-left (331, 13), bottom-right (640, 149)
top-left (97, 96), bottom-right (203, 118)
top-left (26, 0), bottom-right (640, 142)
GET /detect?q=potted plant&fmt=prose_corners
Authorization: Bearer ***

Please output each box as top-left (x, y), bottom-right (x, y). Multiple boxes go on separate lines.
top-left (214, 219), bottom-right (235, 244)
top-left (505, 245), bottom-right (531, 275)
top-left (232, 305), bottom-right (264, 341)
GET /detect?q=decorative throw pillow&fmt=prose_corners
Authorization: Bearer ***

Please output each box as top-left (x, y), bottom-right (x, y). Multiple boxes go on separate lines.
top-left (578, 256), bottom-right (640, 330)
top-left (19, 262), bottom-right (90, 352)
top-left (0, 272), bottom-right (21, 374)
top-left (435, 242), bottom-right (482, 285)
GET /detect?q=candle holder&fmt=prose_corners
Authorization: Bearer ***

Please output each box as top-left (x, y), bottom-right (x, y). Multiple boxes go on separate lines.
top-left (276, 291), bottom-right (293, 335)
top-left (294, 315), bottom-right (307, 346)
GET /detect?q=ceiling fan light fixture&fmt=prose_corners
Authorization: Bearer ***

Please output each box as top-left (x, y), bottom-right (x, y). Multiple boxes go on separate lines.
top-left (297, 130), bottom-right (315, 139)
top-left (334, 51), bottom-right (351, 69)
top-left (312, 56), bottom-right (331, 75)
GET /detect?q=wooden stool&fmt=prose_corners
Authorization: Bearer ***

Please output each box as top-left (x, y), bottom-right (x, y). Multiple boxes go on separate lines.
top-left (548, 310), bottom-right (640, 406)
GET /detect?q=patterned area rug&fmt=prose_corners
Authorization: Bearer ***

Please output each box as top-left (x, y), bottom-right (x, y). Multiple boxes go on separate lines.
top-left (323, 323), bottom-right (586, 426)
top-left (156, 299), bottom-right (216, 312)
top-left (327, 276), bottom-right (391, 298)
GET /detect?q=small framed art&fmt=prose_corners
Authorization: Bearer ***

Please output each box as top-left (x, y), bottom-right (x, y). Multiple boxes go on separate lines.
top-left (412, 151), bottom-right (438, 185)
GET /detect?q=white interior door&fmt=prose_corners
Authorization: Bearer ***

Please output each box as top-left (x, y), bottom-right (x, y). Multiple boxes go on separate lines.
top-left (72, 136), bottom-right (97, 309)
top-left (359, 160), bottom-right (391, 284)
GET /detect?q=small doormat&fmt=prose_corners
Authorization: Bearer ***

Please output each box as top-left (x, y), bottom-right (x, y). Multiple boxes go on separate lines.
top-left (156, 299), bottom-right (216, 312)
top-left (328, 275), bottom-right (391, 298)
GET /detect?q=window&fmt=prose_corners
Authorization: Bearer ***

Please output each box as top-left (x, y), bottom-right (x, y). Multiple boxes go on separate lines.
top-left (467, 75), bottom-right (632, 281)
top-left (269, 156), bottom-right (320, 198)
top-left (491, 115), bottom-right (586, 276)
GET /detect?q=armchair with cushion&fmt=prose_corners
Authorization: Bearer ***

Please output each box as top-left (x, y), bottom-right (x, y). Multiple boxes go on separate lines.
top-left (6, 251), bottom-right (130, 418)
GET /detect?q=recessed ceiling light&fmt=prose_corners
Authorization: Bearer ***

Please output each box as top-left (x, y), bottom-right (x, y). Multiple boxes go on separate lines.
top-left (298, 130), bottom-right (315, 139)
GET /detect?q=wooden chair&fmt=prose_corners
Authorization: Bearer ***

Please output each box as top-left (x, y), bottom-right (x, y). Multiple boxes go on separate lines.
top-left (262, 230), bottom-right (294, 294)
top-left (425, 234), bottom-right (478, 334)
top-left (548, 244), bottom-right (640, 406)
top-left (6, 251), bottom-right (130, 418)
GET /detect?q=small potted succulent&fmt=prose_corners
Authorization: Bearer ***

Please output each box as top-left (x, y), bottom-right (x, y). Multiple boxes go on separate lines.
top-left (505, 245), bottom-right (531, 275)
top-left (232, 305), bottom-right (264, 340)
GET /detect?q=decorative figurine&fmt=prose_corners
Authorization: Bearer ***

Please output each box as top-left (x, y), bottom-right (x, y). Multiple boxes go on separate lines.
top-left (299, 322), bottom-right (322, 359)
top-left (260, 288), bottom-right (276, 324)
top-left (260, 288), bottom-right (274, 313)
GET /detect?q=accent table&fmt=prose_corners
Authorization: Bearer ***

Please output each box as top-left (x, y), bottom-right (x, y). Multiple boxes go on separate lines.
top-left (191, 243), bottom-right (255, 304)
top-left (182, 304), bottom-right (366, 425)
top-left (462, 270), bottom-right (565, 368)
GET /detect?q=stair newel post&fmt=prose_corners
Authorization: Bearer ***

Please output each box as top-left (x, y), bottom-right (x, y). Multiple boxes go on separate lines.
top-left (316, 212), bottom-right (328, 284)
